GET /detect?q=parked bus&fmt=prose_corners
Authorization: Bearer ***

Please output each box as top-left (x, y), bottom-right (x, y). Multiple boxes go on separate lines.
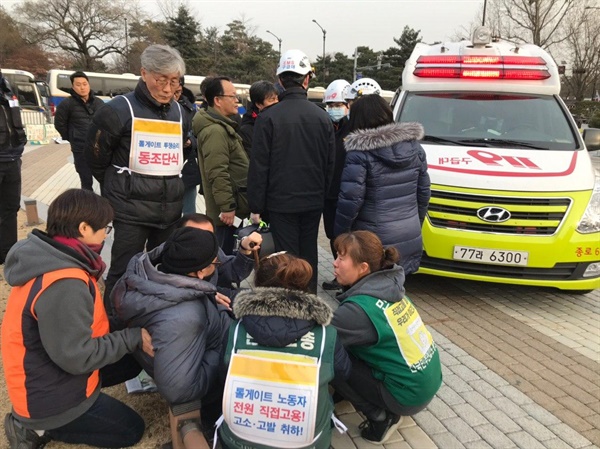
top-left (2, 69), bottom-right (49, 124)
top-left (47, 69), bottom-right (253, 113)
top-left (2, 69), bottom-right (44, 110)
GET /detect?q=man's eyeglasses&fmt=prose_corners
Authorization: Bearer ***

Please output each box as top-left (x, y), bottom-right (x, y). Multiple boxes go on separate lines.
top-left (104, 225), bottom-right (113, 235)
top-left (217, 94), bottom-right (240, 101)
top-left (153, 75), bottom-right (180, 89)
top-left (211, 261), bottom-right (222, 266)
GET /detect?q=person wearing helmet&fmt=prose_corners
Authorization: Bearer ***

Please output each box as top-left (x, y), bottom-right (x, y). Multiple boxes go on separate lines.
top-left (322, 80), bottom-right (351, 291)
top-left (344, 77), bottom-right (382, 106)
top-left (248, 49), bottom-right (335, 293)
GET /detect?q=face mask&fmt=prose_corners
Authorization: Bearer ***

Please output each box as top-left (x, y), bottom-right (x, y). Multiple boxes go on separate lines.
top-left (327, 106), bottom-right (347, 123)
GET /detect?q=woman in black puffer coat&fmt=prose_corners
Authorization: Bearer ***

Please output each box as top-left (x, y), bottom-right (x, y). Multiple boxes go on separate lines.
top-left (334, 95), bottom-right (430, 275)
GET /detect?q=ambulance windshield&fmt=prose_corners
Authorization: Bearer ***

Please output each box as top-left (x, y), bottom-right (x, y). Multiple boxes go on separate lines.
top-left (398, 93), bottom-right (578, 151)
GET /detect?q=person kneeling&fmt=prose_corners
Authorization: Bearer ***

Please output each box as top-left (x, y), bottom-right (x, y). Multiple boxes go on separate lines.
top-left (113, 227), bottom-right (232, 449)
top-left (331, 230), bottom-right (442, 445)
top-left (218, 252), bottom-right (351, 449)
top-left (1, 189), bottom-right (152, 449)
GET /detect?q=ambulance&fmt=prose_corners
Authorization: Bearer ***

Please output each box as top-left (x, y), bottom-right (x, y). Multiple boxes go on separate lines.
top-left (392, 26), bottom-right (600, 292)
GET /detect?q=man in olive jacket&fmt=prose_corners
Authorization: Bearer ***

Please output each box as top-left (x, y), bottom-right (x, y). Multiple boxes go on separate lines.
top-left (193, 77), bottom-right (249, 255)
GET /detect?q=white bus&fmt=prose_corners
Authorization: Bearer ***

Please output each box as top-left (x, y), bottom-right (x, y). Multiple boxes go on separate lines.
top-left (47, 69), bottom-right (253, 113)
top-left (2, 69), bottom-right (49, 124)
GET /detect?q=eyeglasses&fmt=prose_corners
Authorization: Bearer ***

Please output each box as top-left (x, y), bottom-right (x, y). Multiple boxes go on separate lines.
top-left (104, 225), bottom-right (113, 235)
top-left (211, 261), bottom-right (222, 266)
top-left (217, 94), bottom-right (240, 101)
top-left (152, 75), bottom-right (180, 89)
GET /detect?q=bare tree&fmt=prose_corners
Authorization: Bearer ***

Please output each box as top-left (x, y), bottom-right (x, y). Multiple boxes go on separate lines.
top-left (15, 0), bottom-right (131, 70)
top-left (560, 3), bottom-right (600, 100)
top-left (498, 0), bottom-right (577, 49)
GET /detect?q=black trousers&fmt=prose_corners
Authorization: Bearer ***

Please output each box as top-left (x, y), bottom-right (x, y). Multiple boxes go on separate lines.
top-left (0, 159), bottom-right (21, 263)
top-left (103, 220), bottom-right (176, 315)
top-left (331, 354), bottom-right (431, 420)
top-left (268, 209), bottom-right (322, 293)
top-left (72, 151), bottom-right (93, 191)
top-left (322, 198), bottom-right (338, 258)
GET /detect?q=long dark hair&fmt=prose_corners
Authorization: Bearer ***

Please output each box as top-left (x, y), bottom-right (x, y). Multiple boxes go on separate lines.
top-left (348, 94), bottom-right (393, 132)
top-left (334, 230), bottom-right (399, 273)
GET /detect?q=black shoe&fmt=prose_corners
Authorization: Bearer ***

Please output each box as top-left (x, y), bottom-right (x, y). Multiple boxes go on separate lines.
top-left (322, 278), bottom-right (341, 290)
top-left (4, 414), bottom-right (50, 449)
top-left (359, 413), bottom-right (402, 444)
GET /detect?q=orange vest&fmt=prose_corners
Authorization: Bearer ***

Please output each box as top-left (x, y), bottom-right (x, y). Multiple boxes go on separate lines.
top-left (1, 268), bottom-right (109, 419)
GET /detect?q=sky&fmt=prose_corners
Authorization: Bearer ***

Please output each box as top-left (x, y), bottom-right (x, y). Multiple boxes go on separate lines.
top-left (2, 0), bottom-right (483, 63)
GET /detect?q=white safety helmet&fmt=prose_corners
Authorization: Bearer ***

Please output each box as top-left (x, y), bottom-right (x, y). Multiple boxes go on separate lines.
top-left (324, 79), bottom-right (351, 104)
top-left (276, 49), bottom-right (314, 77)
top-left (345, 78), bottom-right (382, 100)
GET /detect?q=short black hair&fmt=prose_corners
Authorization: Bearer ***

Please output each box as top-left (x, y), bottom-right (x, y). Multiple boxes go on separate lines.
top-left (177, 213), bottom-right (215, 229)
top-left (70, 71), bottom-right (88, 84)
top-left (348, 94), bottom-right (393, 132)
top-left (47, 189), bottom-right (114, 238)
top-left (204, 76), bottom-right (231, 107)
top-left (199, 77), bottom-right (214, 97)
top-left (249, 81), bottom-right (278, 106)
top-left (278, 72), bottom-right (307, 90)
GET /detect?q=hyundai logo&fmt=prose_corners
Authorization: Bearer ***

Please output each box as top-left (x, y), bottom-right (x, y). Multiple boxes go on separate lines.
top-left (476, 206), bottom-right (511, 223)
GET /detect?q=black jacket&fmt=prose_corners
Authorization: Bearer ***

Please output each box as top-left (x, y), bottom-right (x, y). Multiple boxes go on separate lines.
top-left (0, 76), bottom-right (26, 161)
top-left (248, 87), bottom-right (335, 214)
top-left (54, 91), bottom-right (104, 152)
top-left (238, 104), bottom-right (258, 156)
top-left (178, 91), bottom-right (201, 189)
top-left (85, 81), bottom-right (187, 228)
top-left (326, 116), bottom-right (351, 200)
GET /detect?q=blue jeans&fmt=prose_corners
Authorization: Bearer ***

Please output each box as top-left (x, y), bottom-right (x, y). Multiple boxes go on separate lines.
top-left (182, 186), bottom-right (197, 214)
top-left (46, 393), bottom-right (144, 448)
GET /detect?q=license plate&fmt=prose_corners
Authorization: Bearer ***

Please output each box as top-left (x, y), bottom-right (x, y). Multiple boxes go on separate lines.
top-left (453, 246), bottom-right (529, 266)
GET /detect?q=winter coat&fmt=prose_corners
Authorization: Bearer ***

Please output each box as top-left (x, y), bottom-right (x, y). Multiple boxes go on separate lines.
top-left (112, 244), bottom-right (231, 406)
top-left (230, 287), bottom-right (351, 381)
top-left (334, 122), bottom-right (431, 275)
top-left (193, 107), bottom-right (250, 225)
top-left (0, 79), bottom-right (26, 161)
top-left (326, 116), bottom-right (351, 200)
top-left (85, 81), bottom-right (186, 228)
top-left (2, 230), bottom-right (143, 429)
top-left (248, 87), bottom-right (336, 214)
top-left (178, 90), bottom-right (202, 189)
top-left (54, 90), bottom-right (104, 152)
top-left (238, 104), bottom-right (258, 156)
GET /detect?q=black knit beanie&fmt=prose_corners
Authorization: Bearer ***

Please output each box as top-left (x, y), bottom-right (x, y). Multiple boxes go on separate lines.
top-left (161, 227), bottom-right (219, 275)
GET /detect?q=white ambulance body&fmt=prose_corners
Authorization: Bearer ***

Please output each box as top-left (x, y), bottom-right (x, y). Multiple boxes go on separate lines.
top-left (393, 27), bottom-right (600, 292)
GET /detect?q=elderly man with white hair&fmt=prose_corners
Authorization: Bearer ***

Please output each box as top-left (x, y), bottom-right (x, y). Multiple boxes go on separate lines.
top-left (85, 44), bottom-right (188, 313)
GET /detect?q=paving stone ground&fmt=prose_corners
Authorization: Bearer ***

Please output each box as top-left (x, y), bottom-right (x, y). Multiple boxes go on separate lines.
top-left (18, 143), bottom-right (600, 449)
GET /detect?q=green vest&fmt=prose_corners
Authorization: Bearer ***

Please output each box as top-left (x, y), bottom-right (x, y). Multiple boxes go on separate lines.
top-left (219, 321), bottom-right (337, 449)
top-left (344, 295), bottom-right (442, 406)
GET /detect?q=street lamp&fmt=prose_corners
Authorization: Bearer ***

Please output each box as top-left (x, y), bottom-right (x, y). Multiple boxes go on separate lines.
top-left (312, 19), bottom-right (327, 67)
top-left (266, 30), bottom-right (282, 57)
top-left (124, 18), bottom-right (129, 72)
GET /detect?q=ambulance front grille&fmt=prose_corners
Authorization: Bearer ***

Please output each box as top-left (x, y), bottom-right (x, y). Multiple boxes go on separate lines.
top-left (427, 190), bottom-right (571, 235)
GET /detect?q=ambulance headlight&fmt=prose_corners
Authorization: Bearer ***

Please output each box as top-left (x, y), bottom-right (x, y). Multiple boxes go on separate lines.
top-left (577, 176), bottom-right (600, 234)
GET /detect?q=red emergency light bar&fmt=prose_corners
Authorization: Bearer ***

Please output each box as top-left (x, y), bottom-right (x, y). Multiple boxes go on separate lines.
top-left (414, 67), bottom-right (550, 80)
top-left (417, 55), bottom-right (546, 65)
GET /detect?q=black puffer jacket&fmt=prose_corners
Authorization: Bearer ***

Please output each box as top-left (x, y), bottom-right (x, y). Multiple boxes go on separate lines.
top-left (54, 91), bottom-right (104, 152)
top-left (229, 287), bottom-right (351, 380)
top-left (248, 87), bottom-right (335, 214)
top-left (0, 79), bottom-right (26, 161)
top-left (85, 81), bottom-right (187, 228)
top-left (334, 122), bottom-right (430, 275)
top-left (178, 90), bottom-right (201, 189)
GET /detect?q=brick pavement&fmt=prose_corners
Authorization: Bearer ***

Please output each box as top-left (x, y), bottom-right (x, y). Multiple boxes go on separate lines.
top-left (15, 144), bottom-right (600, 449)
